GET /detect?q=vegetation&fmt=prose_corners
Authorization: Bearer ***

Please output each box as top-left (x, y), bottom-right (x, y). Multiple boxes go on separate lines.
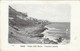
top-left (9, 6), bottom-right (51, 44)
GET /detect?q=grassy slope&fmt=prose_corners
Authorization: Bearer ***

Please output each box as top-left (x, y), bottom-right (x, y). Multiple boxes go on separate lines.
top-left (9, 6), bottom-right (50, 44)
top-left (9, 26), bottom-right (42, 44)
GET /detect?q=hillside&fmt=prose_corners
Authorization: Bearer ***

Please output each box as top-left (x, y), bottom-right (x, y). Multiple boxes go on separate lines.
top-left (9, 6), bottom-right (27, 18)
top-left (9, 6), bottom-right (50, 28)
top-left (9, 6), bottom-right (51, 44)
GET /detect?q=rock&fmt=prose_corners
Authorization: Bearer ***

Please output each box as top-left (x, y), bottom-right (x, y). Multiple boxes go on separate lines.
top-left (42, 38), bottom-right (50, 44)
top-left (55, 37), bottom-right (64, 43)
top-left (49, 40), bottom-right (58, 44)
top-left (35, 34), bottom-right (44, 37)
top-left (31, 34), bottom-right (44, 38)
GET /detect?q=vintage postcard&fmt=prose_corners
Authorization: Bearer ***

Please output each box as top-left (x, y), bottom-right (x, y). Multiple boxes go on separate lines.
top-left (0, 1), bottom-right (80, 51)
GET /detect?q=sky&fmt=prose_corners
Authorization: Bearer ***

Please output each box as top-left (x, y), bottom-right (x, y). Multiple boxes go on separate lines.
top-left (10, 4), bottom-right (70, 22)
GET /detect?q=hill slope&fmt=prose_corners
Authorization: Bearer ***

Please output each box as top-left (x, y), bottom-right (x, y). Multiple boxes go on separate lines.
top-left (9, 6), bottom-right (51, 44)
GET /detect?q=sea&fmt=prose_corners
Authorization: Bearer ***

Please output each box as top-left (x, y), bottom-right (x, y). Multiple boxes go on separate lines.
top-left (42, 22), bottom-right (70, 44)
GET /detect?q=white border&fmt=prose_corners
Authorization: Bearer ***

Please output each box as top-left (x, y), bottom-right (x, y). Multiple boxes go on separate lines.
top-left (1, 1), bottom-right (80, 51)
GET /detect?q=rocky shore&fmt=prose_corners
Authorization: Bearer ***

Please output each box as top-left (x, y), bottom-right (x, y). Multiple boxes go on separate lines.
top-left (9, 6), bottom-right (70, 44)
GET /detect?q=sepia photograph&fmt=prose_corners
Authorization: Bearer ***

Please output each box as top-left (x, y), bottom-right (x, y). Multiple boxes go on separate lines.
top-left (8, 4), bottom-right (70, 44)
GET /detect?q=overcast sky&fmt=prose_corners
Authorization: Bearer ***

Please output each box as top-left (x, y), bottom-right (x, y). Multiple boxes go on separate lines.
top-left (10, 4), bottom-right (70, 22)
